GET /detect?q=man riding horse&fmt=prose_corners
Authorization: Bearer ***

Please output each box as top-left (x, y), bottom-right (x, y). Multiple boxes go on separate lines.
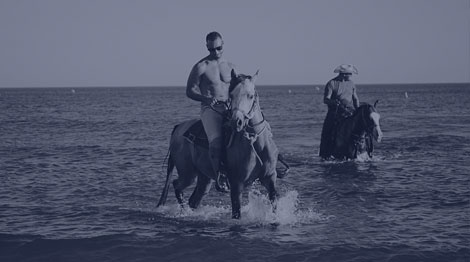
top-left (319, 64), bottom-right (360, 160)
top-left (185, 31), bottom-right (233, 192)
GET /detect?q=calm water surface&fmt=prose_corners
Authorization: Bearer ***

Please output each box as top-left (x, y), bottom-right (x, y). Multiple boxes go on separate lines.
top-left (0, 84), bottom-right (469, 262)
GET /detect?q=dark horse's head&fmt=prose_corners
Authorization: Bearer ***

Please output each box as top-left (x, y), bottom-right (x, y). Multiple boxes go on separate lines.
top-left (228, 69), bottom-right (259, 132)
top-left (332, 101), bottom-right (383, 159)
top-left (356, 100), bottom-right (383, 143)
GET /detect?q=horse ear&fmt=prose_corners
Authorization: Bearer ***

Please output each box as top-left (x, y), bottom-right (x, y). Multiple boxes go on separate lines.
top-left (374, 100), bottom-right (379, 108)
top-left (251, 69), bottom-right (260, 83)
top-left (231, 68), bottom-right (238, 79)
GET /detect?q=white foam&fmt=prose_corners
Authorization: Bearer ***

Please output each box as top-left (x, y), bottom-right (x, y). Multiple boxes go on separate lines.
top-left (355, 152), bottom-right (372, 162)
top-left (155, 189), bottom-right (326, 225)
top-left (156, 203), bottom-right (229, 220)
top-left (242, 189), bottom-right (327, 225)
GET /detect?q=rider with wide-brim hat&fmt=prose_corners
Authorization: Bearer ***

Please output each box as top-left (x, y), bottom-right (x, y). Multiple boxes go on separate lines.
top-left (319, 64), bottom-right (360, 160)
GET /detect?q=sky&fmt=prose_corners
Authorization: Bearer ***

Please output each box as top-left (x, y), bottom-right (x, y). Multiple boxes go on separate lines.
top-left (0, 0), bottom-right (469, 87)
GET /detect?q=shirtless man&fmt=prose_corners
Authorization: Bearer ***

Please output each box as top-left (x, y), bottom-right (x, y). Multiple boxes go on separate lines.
top-left (186, 31), bottom-right (235, 192)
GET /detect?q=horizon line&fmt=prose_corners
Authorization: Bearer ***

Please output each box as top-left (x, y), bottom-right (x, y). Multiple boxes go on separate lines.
top-left (0, 81), bottom-right (469, 89)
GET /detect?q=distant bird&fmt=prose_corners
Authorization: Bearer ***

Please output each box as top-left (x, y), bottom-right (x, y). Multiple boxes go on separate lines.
top-left (315, 86), bottom-right (320, 91)
top-left (71, 89), bottom-right (76, 94)
top-left (288, 89), bottom-right (292, 94)
top-left (405, 92), bottom-right (408, 99)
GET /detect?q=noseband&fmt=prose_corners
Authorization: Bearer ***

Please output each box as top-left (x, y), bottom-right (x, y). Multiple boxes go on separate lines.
top-left (231, 92), bottom-right (259, 121)
top-left (228, 86), bottom-right (266, 145)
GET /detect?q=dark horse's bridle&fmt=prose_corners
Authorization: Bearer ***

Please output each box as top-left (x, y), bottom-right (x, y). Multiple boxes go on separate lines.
top-left (350, 105), bottom-right (378, 157)
top-left (359, 105), bottom-right (379, 135)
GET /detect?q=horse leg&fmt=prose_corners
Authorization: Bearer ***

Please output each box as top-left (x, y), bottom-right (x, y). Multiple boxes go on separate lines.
top-left (230, 182), bottom-right (243, 219)
top-left (276, 154), bottom-right (290, 178)
top-left (188, 174), bottom-right (212, 209)
top-left (261, 175), bottom-right (278, 212)
top-left (172, 173), bottom-right (196, 206)
top-left (366, 133), bottom-right (374, 157)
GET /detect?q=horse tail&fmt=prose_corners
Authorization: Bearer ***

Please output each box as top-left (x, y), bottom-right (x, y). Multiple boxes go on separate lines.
top-left (157, 125), bottom-right (179, 207)
top-left (157, 150), bottom-right (175, 207)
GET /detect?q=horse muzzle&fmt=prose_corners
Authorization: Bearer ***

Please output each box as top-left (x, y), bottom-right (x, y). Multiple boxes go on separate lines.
top-left (373, 126), bottom-right (383, 142)
top-left (231, 110), bottom-right (247, 132)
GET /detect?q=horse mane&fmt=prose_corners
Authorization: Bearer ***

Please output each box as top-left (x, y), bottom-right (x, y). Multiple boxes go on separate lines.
top-left (229, 74), bottom-right (252, 94)
top-left (353, 103), bottom-right (375, 117)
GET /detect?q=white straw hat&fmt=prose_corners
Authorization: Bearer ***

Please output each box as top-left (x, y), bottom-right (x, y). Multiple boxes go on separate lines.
top-left (334, 64), bottom-right (358, 74)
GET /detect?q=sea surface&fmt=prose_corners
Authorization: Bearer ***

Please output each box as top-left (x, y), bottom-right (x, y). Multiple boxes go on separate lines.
top-left (0, 83), bottom-right (469, 262)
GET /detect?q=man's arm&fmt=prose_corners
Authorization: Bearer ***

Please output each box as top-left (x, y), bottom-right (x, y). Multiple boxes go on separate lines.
top-left (352, 85), bottom-right (360, 109)
top-left (186, 63), bottom-right (212, 104)
top-left (323, 81), bottom-right (338, 107)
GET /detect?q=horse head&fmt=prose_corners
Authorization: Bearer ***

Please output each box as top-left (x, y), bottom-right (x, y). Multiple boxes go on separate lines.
top-left (358, 100), bottom-right (383, 142)
top-left (228, 69), bottom-right (259, 132)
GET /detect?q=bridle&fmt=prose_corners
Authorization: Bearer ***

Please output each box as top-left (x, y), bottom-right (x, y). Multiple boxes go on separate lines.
top-left (207, 94), bottom-right (258, 124)
top-left (228, 82), bottom-right (267, 143)
top-left (360, 105), bottom-right (379, 135)
top-left (351, 105), bottom-right (379, 145)
top-left (231, 92), bottom-right (259, 121)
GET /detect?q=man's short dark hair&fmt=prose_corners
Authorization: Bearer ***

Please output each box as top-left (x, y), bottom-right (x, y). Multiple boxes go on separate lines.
top-left (206, 31), bottom-right (222, 42)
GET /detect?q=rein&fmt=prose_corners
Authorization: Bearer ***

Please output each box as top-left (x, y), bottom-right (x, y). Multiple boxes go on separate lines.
top-left (209, 100), bottom-right (230, 117)
top-left (244, 112), bottom-right (267, 143)
top-left (240, 97), bottom-right (267, 165)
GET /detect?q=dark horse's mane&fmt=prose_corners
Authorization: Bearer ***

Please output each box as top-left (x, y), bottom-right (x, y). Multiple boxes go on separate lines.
top-left (352, 103), bottom-right (376, 117)
top-left (229, 74), bottom-right (252, 93)
top-left (340, 102), bottom-right (378, 158)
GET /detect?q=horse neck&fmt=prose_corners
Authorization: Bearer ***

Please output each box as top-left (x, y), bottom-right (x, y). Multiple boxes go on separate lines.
top-left (238, 100), bottom-right (269, 147)
top-left (350, 108), bottom-right (367, 137)
top-left (247, 101), bottom-right (265, 131)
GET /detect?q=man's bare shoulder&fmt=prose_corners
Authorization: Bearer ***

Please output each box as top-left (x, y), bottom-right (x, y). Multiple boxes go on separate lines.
top-left (196, 57), bottom-right (211, 67)
top-left (191, 58), bottom-right (210, 75)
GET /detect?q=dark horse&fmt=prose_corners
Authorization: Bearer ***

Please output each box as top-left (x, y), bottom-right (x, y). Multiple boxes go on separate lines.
top-left (157, 69), bottom-right (288, 219)
top-left (330, 101), bottom-right (383, 160)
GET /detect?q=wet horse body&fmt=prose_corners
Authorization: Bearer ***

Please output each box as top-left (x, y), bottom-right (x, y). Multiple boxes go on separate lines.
top-left (157, 70), bottom-right (283, 219)
top-left (159, 119), bottom-right (216, 209)
top-left (330, 102), bottom-right (383, 160)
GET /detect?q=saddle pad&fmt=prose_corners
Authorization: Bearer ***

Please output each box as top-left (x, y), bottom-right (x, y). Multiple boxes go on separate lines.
top-left (183, 120), bottom-right (209, 148)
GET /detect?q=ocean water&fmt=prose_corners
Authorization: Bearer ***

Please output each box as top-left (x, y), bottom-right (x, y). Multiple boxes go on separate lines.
top-left (0, 83), bottom-right (469, 262)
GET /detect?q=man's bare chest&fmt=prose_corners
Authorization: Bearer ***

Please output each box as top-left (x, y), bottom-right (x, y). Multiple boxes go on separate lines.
top-left (203, 63), bottom-right (231, 84)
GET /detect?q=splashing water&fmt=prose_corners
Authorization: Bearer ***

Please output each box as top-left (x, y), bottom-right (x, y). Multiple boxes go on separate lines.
top-left (243, 189), bottom-right (325, 225)
top-left (243, 189), bottom-right (298, 225)
top-left (155, 203), bottom-right (229, 221)
top-left (155, 189), bottom-right (325, 225)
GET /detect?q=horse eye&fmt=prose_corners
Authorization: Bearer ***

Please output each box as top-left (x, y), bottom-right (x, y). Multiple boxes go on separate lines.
top-left (248, 94), bottom-right (254, 99)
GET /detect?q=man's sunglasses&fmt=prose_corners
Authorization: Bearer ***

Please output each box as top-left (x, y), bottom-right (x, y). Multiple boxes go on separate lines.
top-left (208, 46), bottom-right (223, 52)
